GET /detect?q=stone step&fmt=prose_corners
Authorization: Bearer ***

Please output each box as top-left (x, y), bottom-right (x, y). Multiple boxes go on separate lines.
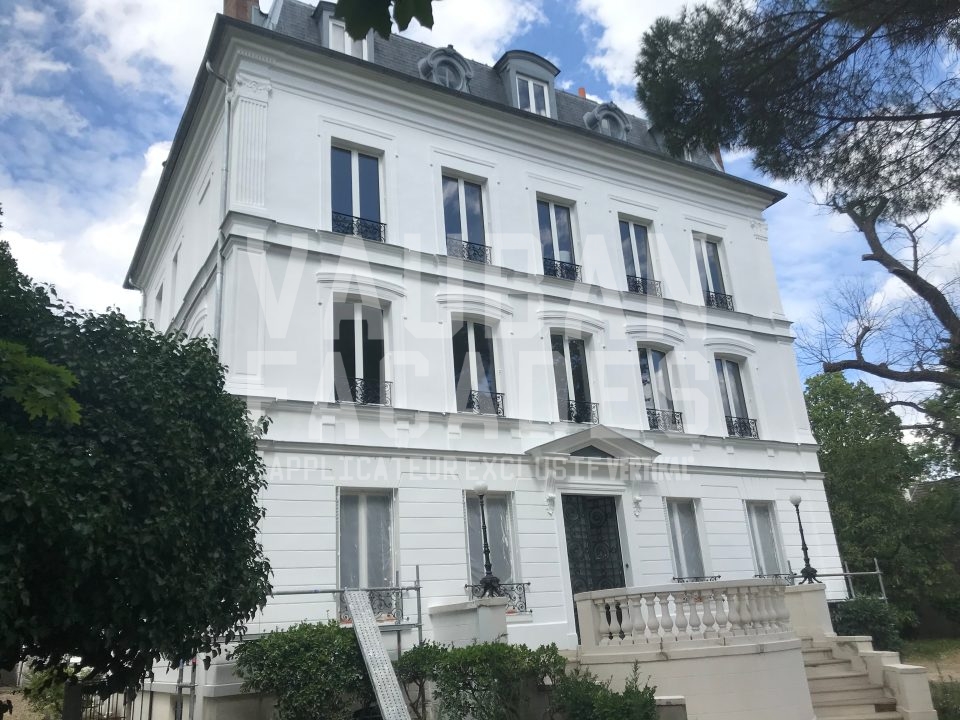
top-left (803, 648), bottom-right (838, 662)
top-left (811, 686), bottom-right (896, 706)
top-left (814, 711), bottom-right (901, 720)
top-left (805, 658), bottom-right (855, 677)
top-left (808, 671), bottom-right (875, 693)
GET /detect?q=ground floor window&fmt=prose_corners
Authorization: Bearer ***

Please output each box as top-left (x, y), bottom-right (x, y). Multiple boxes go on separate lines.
top-left (746, 501), bottom-right (785, 575)
top-left (666, 498), bottom-right (705, 579)
top-left (465, 493), bottom-right (514, 584)
top-left (339, 491), bottom-right (393, 589)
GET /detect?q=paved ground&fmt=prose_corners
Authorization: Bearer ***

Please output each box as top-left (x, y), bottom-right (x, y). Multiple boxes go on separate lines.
top-left (0, 691), bottom-right (41, 720)
top-left (903, 639), bottom-right (960, 681)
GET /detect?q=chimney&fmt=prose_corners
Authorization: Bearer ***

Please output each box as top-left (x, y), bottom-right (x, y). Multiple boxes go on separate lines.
top-left (223, 0), bottom-right (261, 21)
top-left (578, 87), bottom-right (587, 99)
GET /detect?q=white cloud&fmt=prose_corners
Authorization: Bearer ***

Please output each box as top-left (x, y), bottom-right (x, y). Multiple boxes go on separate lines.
top-left (75, 0), bottom-right (222, 96)
top-left (13, 5), bottom-right (46, 31)
top-left (401, 0), bottom-right (546, 65)
top-left (575, 0), bottom-right (688, 90)
top-left (3, 142), bottom-right (169, 318)
top-left (0, 39), bottom-right (84, 134)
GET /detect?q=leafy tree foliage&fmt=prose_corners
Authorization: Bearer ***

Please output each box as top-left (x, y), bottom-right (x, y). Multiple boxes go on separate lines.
top-left (636, 0), bottom-right (960, 215)
top-left (805, 373), bottom-right (960, 616)
top-left (334, 0), bottom-right (433, 40)
top-left (0, 240), bottom-right (271, 690)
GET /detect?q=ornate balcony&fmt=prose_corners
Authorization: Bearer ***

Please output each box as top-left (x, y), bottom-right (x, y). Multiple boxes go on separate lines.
top-left (705, 291), bottom-right (735, 311)
top-left (332, 212), bottom-right (387, 243)
top-left (568, 400), bottom-right (599, 424)
top-left (447, 238), bottom-right (492, 264)
top-left (626, 275), bottom-right (663, 297)
top-left (575, 577), bottom-right (792, 650)
top-left (466, 581), bottom-right (530, 614)
top-left (673, 574), bottom-right (721, 583)
top-left (335, 377), bottom-right (392, 406)
top-left (466, 390), bottom-right (505, 416)
top-left (647, 408), bottom-right (684, 432)
top-left (725, 415), bottom-right (759, 438)
top-left (543, 257), bottom-right (582, 281)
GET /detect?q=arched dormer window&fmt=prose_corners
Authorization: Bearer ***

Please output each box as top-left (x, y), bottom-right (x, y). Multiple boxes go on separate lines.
top-left (584, 103), bottom-right (632, 140)
top-left (418, 46), bottom-right (473, 92)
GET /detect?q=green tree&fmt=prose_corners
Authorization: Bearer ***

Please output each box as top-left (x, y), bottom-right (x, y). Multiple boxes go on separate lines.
top-left (637, 0), bottom-right (960, 443)
top-left (804, 373), bottom-right (960, 614)
top-left (0, 239), bottom-right (272, 690)
top-left (334, 0), bottom-right (434, 40)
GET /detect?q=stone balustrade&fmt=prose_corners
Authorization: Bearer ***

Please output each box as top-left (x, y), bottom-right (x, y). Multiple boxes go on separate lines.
top-left (576, 578), bottom-right (792, 649)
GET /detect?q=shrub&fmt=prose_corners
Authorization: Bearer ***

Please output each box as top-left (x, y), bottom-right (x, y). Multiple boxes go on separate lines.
top-left (232, 622), bottom-right (374, 720)
top-left (932, 681), bottom-right (960, 720)
top-left (549, 664), bottom-right (657, 720)
top-left (394, 641), bottom-right (448, 720)
top-left (829, 597), bottom-right (904, 651)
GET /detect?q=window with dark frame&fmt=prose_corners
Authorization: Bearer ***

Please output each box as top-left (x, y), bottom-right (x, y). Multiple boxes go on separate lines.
top-left (333, 301), bottom-right (388, 405)
top-left (451, 320), bottom-right (502, 415)
top-left (551, 333), bottom-right (595, 423)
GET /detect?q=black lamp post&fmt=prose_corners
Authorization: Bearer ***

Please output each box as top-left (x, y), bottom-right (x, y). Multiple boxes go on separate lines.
top-left (474, 482), bottom-right (503, 597)
top-left (790, 495), bottom-right (820, 584)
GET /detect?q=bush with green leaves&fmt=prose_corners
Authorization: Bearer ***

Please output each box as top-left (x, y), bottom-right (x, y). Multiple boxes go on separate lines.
top-left (829, 598), bottom-right (906, 652)
top-left (932, 681), bottom-right (960, 720)
top-left (550, 664), bottom-right (657, 720)
top-left (233, 622), bottom-right (374, 720)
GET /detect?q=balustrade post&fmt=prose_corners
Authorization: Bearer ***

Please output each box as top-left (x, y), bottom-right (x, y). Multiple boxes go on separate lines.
top-left (714, 589), bottom-right (729, 636)
top-left (660, 593), bottom-right (675, 642)
top-left (701, 589), bottom-right (717, 639)
top-left (728, 587), bottom-right (744, 635)
top-left (620, 596), bottom-right (636, 645)
top-left (575, 595), bottom-right (600, 649)
top-left (688, 592), bottom-right (702, 640)
top-left (644, 593), bottom-right (659, 643)
top-left (674, 593), bottom-right (689, 639)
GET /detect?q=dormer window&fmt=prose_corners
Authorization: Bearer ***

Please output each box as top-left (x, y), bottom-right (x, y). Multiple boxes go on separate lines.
top-left (584, 102), bottom-right (632, 141)
top-left (418, 46), bottom-right (473, 92)
top-left (517, 76), bottom-right (549, 116)
top-left (329, 19), bottom-right (367, 59)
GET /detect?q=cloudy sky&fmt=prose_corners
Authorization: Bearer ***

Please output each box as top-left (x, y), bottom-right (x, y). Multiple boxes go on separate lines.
top-left (1, 0), bottom-right (957, 387)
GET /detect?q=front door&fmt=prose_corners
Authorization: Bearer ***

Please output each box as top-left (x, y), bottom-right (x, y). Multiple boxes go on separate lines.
top-left (562, 494), bottom-right (626, 595)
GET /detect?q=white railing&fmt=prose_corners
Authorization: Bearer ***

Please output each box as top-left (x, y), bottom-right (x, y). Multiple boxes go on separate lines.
top-left (575, 578), bottom-right (792, 650)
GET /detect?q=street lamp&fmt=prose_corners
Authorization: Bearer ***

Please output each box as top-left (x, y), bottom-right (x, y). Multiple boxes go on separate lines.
top-left (473, 482), bottom-right (503, 597)
top-left (790, 495), bottom-right (820, 584)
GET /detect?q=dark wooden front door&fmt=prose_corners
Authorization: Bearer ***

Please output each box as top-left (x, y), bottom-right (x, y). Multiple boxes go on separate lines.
top-left (562, 494), bottom-right (626, 595)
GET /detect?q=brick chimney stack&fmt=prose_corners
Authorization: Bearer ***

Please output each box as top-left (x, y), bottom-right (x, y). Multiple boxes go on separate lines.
top-left (578, 87), bottom-right (587, 99)
top-left (223, 0), bottom-right (261, 21)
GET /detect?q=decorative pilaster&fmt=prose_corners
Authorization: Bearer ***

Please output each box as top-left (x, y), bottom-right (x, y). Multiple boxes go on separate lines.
top-left (230, 74), bottom-right (271, 209)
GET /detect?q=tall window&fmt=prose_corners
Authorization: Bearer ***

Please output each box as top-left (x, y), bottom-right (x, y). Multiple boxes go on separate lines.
top-left (329, 19), bottom-right (367, 59)
top-left (517, 76), bottom-right (549, 116)
top-left (693, 234), bottom-right (732, 309)
top-left (331, 146), bottom-right (383, 241)
top-left (715, 357), bottom-right (756, 436)
top-left (666, 499), bottom-right (705, 579)
top-left (443, 176), bottom-right (488, 262)
top-left (746, 501), bottom-right (784, 575)
top-left (551, 333), bottom-right (595, 423)
top-left (466, 494), bottom-right (514, 584)
top-left (451, 320), bottom-right (502, 415)
top-left (333, 301), bottom-right (388, 405)
top-left (339, 491), bottom-right (392, 589)
top-left (620, 221), bottom-right (659, 295)
top-left (638, 347), bottom-right (680, 431)
top-left (154, 284), bottom-right (163, 323)
top-left (538, 200), bottom-right (578, 280)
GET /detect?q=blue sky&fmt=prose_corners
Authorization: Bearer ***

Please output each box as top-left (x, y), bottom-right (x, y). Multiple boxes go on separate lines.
top-left (2, 0), bottom-right (957, 391)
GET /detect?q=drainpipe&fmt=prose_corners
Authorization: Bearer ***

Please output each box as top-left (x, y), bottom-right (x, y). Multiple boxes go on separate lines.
top-left (205, 60), bottom-right (233, 349)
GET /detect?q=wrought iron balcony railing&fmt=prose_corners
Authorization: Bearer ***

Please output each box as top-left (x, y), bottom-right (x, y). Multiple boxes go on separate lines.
top-left (447, 238), bottom-right (492, 264)
top-left (705, 291), bottom-right (735, 311)
top-left (337, 587), bottom-right (409, 626)
top-left (647, 408), bottom-right (684, 432)
top-left (465, 581), bottom-right (531, 614)
top-left (466, 390), bottom-right (505, 416)
top-left (725, 415), bottom-right (759, 438)
top-left (332, 212), bottom-right (387, 243)
top-left (543, 257), bottom-right (582, 281)
top-left (335, 377), bottom-right (392, 406)
top-left (567, 400), bottom-right (599, 424)
top-left (626, 275), bottom-right (663, 297)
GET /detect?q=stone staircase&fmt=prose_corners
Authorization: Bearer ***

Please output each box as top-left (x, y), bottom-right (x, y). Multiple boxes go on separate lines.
top-left (802, 642), bottom-right (901, 719)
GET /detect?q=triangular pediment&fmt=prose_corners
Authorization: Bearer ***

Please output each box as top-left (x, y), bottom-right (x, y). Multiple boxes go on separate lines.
top-left (525, 425), bottom-right (660, 460)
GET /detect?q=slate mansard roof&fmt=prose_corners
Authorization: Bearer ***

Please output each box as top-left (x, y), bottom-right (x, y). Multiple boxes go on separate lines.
top-left (266, 0), bottom-right (712, 166)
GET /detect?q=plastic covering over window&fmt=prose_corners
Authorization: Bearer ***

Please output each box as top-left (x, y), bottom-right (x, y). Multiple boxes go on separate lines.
top-left (339, 492), bottom-right (393, 589)
top-left (466, 494), bottom-right (513, 583)
top-left (667, 498), bottom-right (705, 578)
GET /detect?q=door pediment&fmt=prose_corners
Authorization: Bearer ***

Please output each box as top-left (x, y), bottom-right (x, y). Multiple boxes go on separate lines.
top-left (525, 424), bottom-right (660, 461)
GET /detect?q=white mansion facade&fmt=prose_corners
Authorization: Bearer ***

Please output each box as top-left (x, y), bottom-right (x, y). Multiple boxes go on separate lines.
top-left (126, 0), bottom-right (843, 654)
